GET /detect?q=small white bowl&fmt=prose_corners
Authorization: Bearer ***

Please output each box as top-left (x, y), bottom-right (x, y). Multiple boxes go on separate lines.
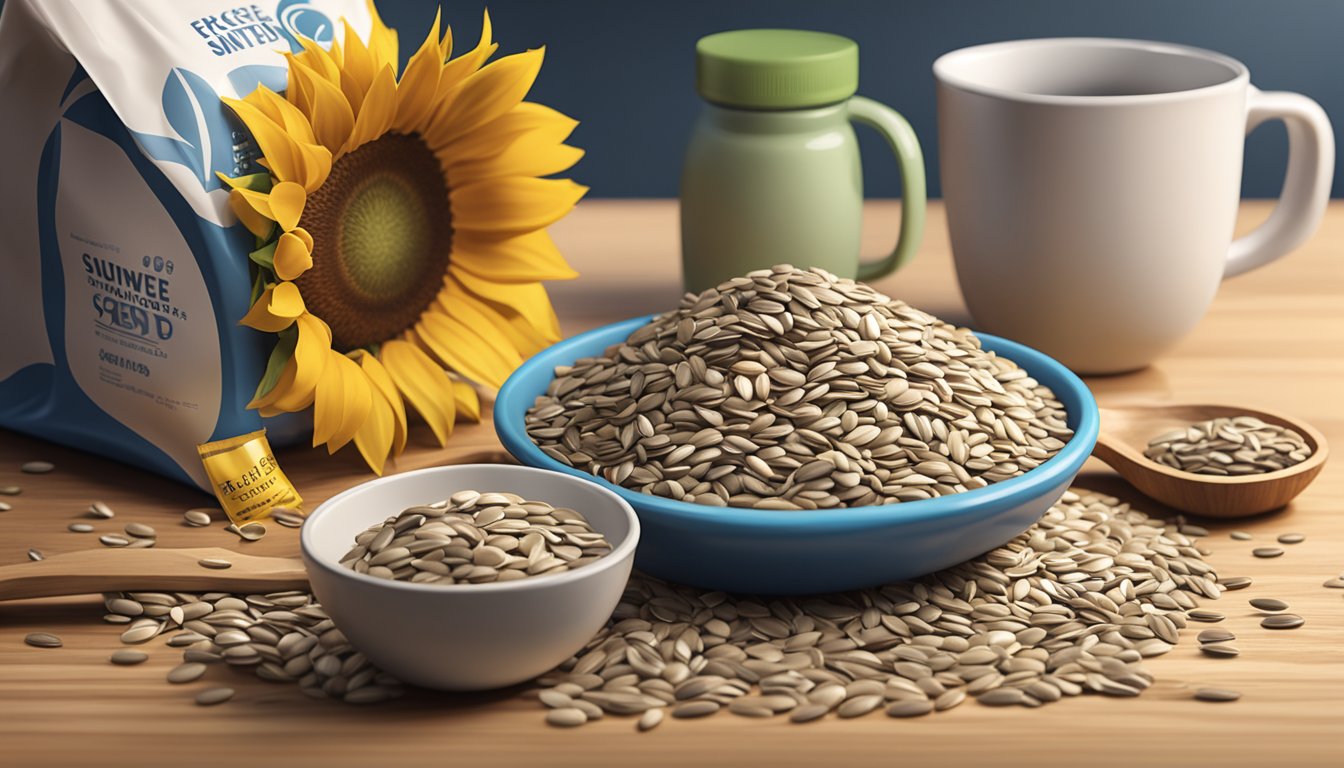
top-left (300, 464), bottom-right (639, 691)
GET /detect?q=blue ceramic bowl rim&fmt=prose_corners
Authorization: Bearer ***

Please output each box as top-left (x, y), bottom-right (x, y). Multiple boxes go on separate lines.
top-left (496, 315), bottom-right (1099, 534)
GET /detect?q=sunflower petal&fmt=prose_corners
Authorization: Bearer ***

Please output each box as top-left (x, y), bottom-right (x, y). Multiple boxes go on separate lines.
top-left (433, 288), bottom-right (528, 370)
top-left (221, 97), bottom-right (303, 183)
top-left (311, 350), bottom-right (347, 448)
top-left (268, 281), bottom-right (306, 318)
top-left (442, 273), bottom-right (552, 356)
top-left (339, 20), bottom-right (375, 114)
top-left (415, 309), bottom-right (518, 389)
top-left (451, 266), bottom-right (562, 342)
top-left (250, 355), bottom-right (296, 412)
top-left (273, 231), bottom-right (314, 281)
top-left (240, 287), bottom-right (296, 332)
top-left (287, 55), bottom-right (356, 156)
top-left (425, 46), bottom-right (542, 148)
top-left (364, 0), bottom-right (400, 74)
top-left (249, 86), bottom-right (319, 145)
top-left (445, 132), bottom-right (584, 185)
top-left (437, 10), bottom-right (496, 92)
top-left (318, 352), bottom-right (373, 453)
top-left (453, 380), bottom-right (481, 423)
top-left (269, 181), bottom-right (307, 231)
top-left (392, 10), bottom-right (444, 134)
top-left (380, 340), bottom-right (457, 445)
top-left (352, 382), bottom-right (395, 474)
top-left (452, 230), bottom-right (578, 283)
top-left (271, 313), bottom-right (331, 412)
top-left (435, 101), bottom-right (578, 159)
top-left (352, 349), bottom-right (408, 455)
top-left (345, 64), bottom-right (397, 154)
top-left (451, 177), bottom-right (587, 238)
top-left (228, 189), bottom-right (276, 239)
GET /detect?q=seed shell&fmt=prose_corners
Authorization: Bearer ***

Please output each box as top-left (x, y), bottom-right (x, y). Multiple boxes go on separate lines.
top-left (24, 632), bottom-right (62, 648)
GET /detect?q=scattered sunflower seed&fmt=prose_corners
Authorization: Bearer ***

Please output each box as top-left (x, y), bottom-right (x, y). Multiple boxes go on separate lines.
top-left (0, 485), bottom-right (20, 495)
top-left (526, 265), bottom-right (1073, 510)
top-left (887, 699), bottom-right (935, 717)
top-left (1194, 688), bottom-right (1241, 702)
top-left (24, 632), bottom-right (62, 648)
top-left (1252, 548), bottom-right (1284, 559)
top-left (90, 501), bottom-right (115, 519)
top-left (110, 650), bottom-right (148, 665)
top-left (270, 507), bottom-right (306, 528)
top-left (1187, 610), bottom-right (1226, 623)
top-left (183, 509), bottom-right (214, 527)
top-left (237, 523), bottom-right (266, 541)
top-left (99, 534), bottom-right (129, 548)
top-left (1197, 629), bottom-right (1235, 644)
top-left (0, 501), bottom-right (10, 511)
top-left (21, 460), bottom-right (55, 474)
top-left (1221, 576), bottom-right (1253, 591)
top-left (195, 687), bottom-right (235, 706)
top-left (1276, 533), bottom-right (1304, 545)
top-left (124, 522), bottom-right (156, 539)
top-left (1322, 578), bottom-right (1344, 589)
top-left (1146, 417), bottom-right (1310, 476)
top-left (546, 708), bottom-right (588, 727)
top-left (68, 523), bottom-right (94, 533)
top-left (166, 662), bottom-right (207, 684)
top-left (1200, 643), bottom-right (1240, 658)
top-left (637, 708), bottom-right (664, 731)
top-left (340, 492), bottom-right (612, 585)
top-left (27, 548), bottom-right (44, 561)
top-left (1229, 531), bottom-right (1252, 541)
top-left (197, 558), bottom-right (232, 570)
top-left (1249, 598), bottom-right (1288, 612)
top-left (1260, 614), bottom-right (1304, 630)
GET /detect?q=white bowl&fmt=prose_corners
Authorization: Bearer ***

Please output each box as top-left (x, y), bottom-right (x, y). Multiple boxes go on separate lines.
top-left (300, 464), bottom-right (639, 691)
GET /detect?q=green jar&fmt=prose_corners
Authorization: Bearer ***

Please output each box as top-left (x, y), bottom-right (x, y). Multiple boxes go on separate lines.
top-left (680, 29), bottom-right (927, 293)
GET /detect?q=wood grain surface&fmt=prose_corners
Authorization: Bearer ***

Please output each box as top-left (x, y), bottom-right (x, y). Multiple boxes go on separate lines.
top-left (2, 201), bottom-right (1342, 768)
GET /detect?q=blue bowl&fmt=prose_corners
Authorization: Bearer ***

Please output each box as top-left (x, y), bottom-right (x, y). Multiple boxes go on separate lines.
top-left (496, 315), bottom-right (1099, 594)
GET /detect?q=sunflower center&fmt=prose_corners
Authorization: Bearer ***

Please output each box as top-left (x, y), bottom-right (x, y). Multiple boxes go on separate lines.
top-left (295, 133), bottom-right (452, 351)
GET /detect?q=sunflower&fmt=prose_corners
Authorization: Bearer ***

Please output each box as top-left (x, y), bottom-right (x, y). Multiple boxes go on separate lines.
top-left (219, 4), bottom-right (585, 474)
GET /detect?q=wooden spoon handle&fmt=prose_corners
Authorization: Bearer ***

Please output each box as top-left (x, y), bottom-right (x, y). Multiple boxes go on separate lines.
top-left (0, 547), bottom-right (307, 601)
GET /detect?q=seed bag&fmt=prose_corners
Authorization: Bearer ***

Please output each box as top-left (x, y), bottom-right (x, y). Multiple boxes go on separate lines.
top-left (0, 0), bottom-right (372, 488)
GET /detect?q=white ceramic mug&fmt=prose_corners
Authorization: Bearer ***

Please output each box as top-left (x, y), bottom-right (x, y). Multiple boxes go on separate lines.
top-left (935, 38), bottom-right (1334, 374)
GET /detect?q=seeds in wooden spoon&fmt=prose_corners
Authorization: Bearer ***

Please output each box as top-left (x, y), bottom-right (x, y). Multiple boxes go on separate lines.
top-left (1198, 629), bottom-right (1235, 644)
top-left (1252, 547), bottom-right (1284, 558)
top-left (24, 632), bottom-right (62, 648)
top-left (110, 650), bottom-right (148, 665)
top-left (27, 548), bottom-right (43, 561)
top-left (120, 621), bottom-right (162, 644)
top-left (1260, 614), bottom-right (1304, 630)
top-left (1276, 533), bottom-right (1304, 544)
top-left (167, 662), bottom-right (207, 683)
top-left (1194, 688), bottom-right (1241, 702)
top-left (68, 523), bottom-right (93, 533)
top-left (21, 461), bottom-right (55, 474)
top-left (183, 509), bottom-right (214, 527)
top-left (198, 558), bottom-right (232, 570)
top-left (1200, 643), bottom-right (1240, 658)
top-left (90, 501), bottom-right (115, 519)
top-left (99, 534), bottom-right (129, 547)
top-left (125, 522), bottom-right (156, 539)
top-left (195, 687), bottom-right (235, 706)
top-left (1145, 416), bottom-right (1310, 476)
top-left (106, 597), bottom-right (144, 616)
top-left (1249, 598), bottom-right (1288, 612)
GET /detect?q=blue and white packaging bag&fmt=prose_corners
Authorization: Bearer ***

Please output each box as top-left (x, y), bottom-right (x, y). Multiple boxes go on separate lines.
top-left (0, 0), bottom-right (370, 488)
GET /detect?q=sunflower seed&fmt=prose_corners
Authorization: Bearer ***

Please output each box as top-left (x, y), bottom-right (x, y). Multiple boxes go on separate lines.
top-left (546, 707), bottom-right (588, 727)
top-left (1249, 598), bottom-right (1288, 612)
top-left (977, 688), bottom-right (1027, 706)
top-left (184, 509), bottom-right (214, 527)
top-left (1322, 578), bottom-right (1344, 589)
top-left (0, 501), bottom-right (10, 511)
top-left (1276, 533), bottom-right (1304, 544)
top-left (789, 703), bottom-right (831, 723)
top-left (637, 708), bottom-right (664, 731)
top-left (0, 485), bottom-right (20, 495)
top-left (1194, 687), bottom-right (1241, 702)
top-left (99, 534), bottom-right (129, 548)
top-left (195, 687), bottom-right (235, 706)
top-left (67, 523), bottom-right (93, 533)
top-left (1229, 531), bottom-right (1252, 540)
top-left (198, 558), bottom-right (232, 570)
top-left (1198, 629), bottom-right (1235, 644)
top-left (237, 523), bottom-right (266, 541)
top-left (271, 507), bottom-right (305, 528)
top-left (90, 501), bottom-right (115, 519)
top-left (120, 622), bottom-right (162, 644)
top-left (110, 650), bottom-right (148, 665)
top-left (27, 548), bottom-right (43, 561)
top-left (672, 701), bottom-right (720, 718)
top-left (1260, 614), bottom-right (1304, 630)
top-left (526, 265), bottom-right (1073, 509)
top-left (1252, 548), bottom-right (1284, 558)
top-left (1187, 610), bottom-right (1225, 623)
top-left (21, 460), bottom-right (54, 474)
top-left (167, 662), bottom-right (207, 683)
top-left (1200, 643), bottom-right (1240, 658)
top-left (1221, 576), bottom-right (1253, 591)
top-left (125, 522), bottom-right (156, 539)
top-left (886, 698), bottom-right (935, 717)
top-left (24, 632), bottom-right (62, 648)
top-left (1146, 417), bottom-right (1310, 476)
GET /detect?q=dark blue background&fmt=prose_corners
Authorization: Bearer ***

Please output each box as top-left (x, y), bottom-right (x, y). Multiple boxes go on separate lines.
top-left (387, 0), bottom-right (1343, 199)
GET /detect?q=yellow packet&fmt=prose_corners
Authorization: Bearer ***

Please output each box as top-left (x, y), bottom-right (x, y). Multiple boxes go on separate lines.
top-left (197, 429), bottom-right (301, 524)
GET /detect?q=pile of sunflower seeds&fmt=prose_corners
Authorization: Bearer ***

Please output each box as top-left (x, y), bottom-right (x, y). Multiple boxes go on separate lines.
top-left (534, 489), bottom-right (1224, 728)
top-left (101, 588), bottom-right (403, 704)
top-left (1145, 416), bottom-right (1311, 476)
top-left (340, 491), bottom-right (612, 584)
top-left (526, 265), bottom-right (1073, 509)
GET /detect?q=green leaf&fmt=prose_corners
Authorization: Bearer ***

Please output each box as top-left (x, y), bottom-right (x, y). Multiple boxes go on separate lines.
top-left (249, 241), bottom-right (277, 271)
top-left (253, 326), bottom-right (298, 401)
top-left (249, 270), bottom-right (266, 305)
top-left (231, 172), bottom-right (274, 193)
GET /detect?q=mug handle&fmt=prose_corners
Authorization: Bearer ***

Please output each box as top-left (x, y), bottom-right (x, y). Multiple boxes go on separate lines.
top-left (1225, 87), bottom-right (1335, 277)
top-left (846, 96), bottom-right (927, 281)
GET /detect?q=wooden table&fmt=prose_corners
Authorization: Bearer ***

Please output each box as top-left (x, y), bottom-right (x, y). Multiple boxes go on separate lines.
top-left (2, 201), bottom-right (1342, 767)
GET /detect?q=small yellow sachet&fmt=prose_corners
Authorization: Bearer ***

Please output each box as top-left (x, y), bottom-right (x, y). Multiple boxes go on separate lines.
top-left (197, 429), bottom-right (302, 524)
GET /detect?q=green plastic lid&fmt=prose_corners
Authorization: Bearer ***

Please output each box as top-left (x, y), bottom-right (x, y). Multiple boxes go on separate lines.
top-left (695, 29), bottom-right (858, 109)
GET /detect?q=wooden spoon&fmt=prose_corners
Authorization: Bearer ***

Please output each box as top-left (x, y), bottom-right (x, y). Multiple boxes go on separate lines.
top-left (0, 546), bottom-right (307, 601)
top-left (1093, 403), bottom-right (1328, 518)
